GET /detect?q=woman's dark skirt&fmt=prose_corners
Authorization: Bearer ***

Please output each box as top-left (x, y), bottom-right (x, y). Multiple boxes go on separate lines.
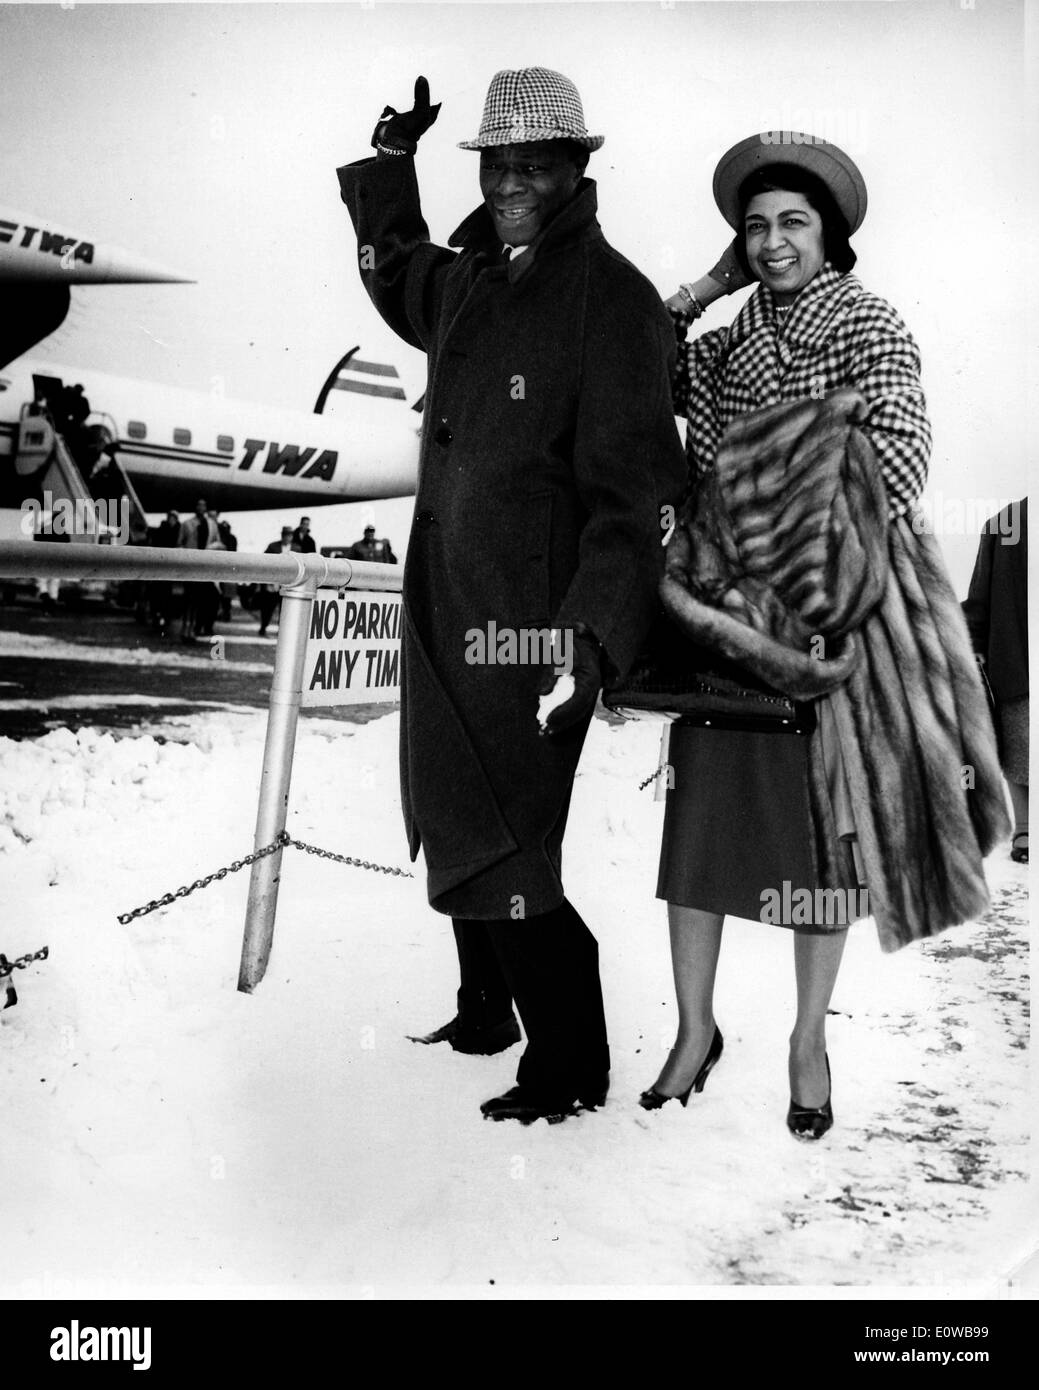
top-left (657, 720), bottom-right (835, 930)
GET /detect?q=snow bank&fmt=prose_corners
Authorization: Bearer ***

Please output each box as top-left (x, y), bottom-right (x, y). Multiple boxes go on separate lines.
top-left (0, 711), bottom-right (1031, 1294)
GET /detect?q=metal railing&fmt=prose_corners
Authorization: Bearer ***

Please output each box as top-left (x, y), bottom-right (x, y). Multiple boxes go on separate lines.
top-left (0, 539), bottom-right (401, 591)
top-left (0, 540), bottom-right (403, 993)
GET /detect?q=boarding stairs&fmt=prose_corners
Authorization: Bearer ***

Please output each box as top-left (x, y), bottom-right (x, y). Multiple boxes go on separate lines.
top-left (14, 403), bottom-right (149, 543)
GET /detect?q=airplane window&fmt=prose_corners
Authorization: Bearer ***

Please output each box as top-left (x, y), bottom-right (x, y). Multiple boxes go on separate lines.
top-left (128, 420), bottom-right (147, 440)
top-left (217, 434), bottom-right (234, 453)
top-left (173, 427), bottom-right (191, 446)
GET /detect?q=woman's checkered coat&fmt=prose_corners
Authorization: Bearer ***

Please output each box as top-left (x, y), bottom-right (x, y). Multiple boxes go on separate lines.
top-left (674, 264), bottom-right (931, 518)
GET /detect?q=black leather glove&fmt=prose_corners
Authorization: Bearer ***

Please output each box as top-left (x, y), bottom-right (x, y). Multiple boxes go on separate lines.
top-left (707, 237), bottom-right (754, 293)
top-left (371, 76), bottom-right (441, 156)
top-left (537, 628), bottom-right (603, 736)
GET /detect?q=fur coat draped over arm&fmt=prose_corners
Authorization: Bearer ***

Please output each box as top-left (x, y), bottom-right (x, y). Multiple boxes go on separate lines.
top-left (661, 387), bottom-right (1009, 952)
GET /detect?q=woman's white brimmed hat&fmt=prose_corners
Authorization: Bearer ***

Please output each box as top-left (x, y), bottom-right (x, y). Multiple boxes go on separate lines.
top-left (713, 132), bottom-right (867, 234)
top-left (458, 68), bottom-right (604, 151)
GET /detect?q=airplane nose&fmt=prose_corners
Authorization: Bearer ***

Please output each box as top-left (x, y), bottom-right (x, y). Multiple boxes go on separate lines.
top-left (81, 247), bottom-right (196, 285)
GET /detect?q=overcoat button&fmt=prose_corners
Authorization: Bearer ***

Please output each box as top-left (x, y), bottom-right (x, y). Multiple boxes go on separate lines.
top-left (416, 509), bottom-right (437, 527)
top-left (434, 422), bottom-right (453, 447)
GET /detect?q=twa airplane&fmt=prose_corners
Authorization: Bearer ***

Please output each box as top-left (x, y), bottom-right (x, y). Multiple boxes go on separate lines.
top-left (0, 205), bottom-right (421, 515)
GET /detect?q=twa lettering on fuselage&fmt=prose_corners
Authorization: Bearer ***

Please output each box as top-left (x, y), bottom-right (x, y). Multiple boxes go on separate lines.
top-left (0, 219), bottom-right (94, 266)
top-left (237, 438), bottom-right (338, 482)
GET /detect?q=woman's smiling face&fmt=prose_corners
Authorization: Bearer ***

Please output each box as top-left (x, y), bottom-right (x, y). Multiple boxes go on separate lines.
top-left (743, 190), bottom-right (826, 304)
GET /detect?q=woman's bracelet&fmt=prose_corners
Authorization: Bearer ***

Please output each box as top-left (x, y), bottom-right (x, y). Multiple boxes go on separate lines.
top-left (677, 284), bottom-right (705, 317)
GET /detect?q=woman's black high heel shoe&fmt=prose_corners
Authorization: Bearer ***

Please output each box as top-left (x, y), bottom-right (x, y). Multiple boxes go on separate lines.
top-left (787, 1053), bottom-right (833, 1139)
top-left (639, 1026), bottom-right (723, 1110)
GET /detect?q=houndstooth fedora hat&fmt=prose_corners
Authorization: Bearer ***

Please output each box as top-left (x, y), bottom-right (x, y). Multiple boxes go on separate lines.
top-left (458, 68), bottom-right (604, 151)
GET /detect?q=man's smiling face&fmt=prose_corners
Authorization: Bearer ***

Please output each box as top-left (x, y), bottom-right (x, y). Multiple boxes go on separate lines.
top-left (479, 142), bottom-right (582, 246)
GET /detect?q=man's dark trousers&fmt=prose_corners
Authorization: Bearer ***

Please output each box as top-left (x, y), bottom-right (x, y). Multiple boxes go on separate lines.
top-left (453, 902), bottom-right (610, 1101)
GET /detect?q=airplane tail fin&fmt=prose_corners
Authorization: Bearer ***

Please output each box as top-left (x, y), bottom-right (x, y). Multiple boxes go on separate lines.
top-left (314, 348), bottom-right (410, 415)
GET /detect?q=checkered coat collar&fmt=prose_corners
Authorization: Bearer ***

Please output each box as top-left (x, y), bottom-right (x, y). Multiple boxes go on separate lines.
top-left (447, 177), bottom-right (601, 272)
top-left (727, 263), bottom-right (859, 351)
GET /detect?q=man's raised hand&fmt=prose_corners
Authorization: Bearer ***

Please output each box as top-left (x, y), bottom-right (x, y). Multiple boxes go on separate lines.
top-left (372, 76), bottom-right (441, 156)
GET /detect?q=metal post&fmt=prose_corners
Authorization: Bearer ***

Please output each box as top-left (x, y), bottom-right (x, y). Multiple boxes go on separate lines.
top-left (238, 579), bottom-right (317, 993)
top-left (0, 540), bottom-right (402, 996)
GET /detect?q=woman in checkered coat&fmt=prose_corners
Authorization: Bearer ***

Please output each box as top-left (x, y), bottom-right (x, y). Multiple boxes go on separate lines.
top-left (641, 136), bottom-right (1008, 1136)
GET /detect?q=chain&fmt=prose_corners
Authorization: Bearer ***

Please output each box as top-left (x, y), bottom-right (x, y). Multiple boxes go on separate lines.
top-left (116, 830), bottom-right (412, 924)
top-left (638, 764), bottom-right (668, 792)
top-left (0, 946), bottom-right (49, 979)
top-left (116, 833), bottom-right (290, 924)
top-left (284, 835), bottom-right (414, 878)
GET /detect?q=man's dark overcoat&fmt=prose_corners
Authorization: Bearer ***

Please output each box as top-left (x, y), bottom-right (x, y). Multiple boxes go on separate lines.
top-left (338, 157), bottom-right (685, 917)
top-left (962, 498), bottom-right (1028, 705)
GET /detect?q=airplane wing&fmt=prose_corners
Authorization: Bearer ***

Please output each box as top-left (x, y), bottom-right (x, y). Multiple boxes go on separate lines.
top-left (0, 282), bottom-right (70, 374)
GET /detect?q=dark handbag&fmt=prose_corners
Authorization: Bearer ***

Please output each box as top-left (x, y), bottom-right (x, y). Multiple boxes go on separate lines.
top-left (602, 611), bottom-right (815, 734)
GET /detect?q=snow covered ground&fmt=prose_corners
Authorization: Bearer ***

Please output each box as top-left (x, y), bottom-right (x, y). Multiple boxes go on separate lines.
top-left (0, 708), bottom-right (1032, 1296)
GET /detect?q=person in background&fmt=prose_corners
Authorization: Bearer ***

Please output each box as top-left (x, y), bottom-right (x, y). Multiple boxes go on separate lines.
top-left (347, 524), bottom-right (397, 564)
top-left (178, 498), bottom-right (219, 549)
top-left (194, 529), bottom-right (226, 638)
top-left (963, 499), bottom-right (1029, 862)
top-left (33, 509), bottom-right (68, 609)
top-left (150, 509), bottom-right (181, 635)
top-left (216, 515), bottom-right (238, 551)
top-left (216, 515), bottom-right (238, 621)
top-left (56, 383), bottom-right (92, 471)
top-left (293, 516), bottom-right (317, 553)
top-left (258, 525), bottom-right (300, 636)
top-left (152, 510), bottom-right (181, 548)
top-left (63, 383), bottom-right (90, 434)
top-left (177, 498), bottom-right (220, 641)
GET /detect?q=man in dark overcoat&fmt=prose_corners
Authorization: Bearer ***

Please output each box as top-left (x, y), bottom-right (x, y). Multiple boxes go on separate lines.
top-left (293, 516), bottom-right (317, 553)
top-left (347, 524), bottom-right (397, 564)
top-left (257, 526), bottom-right (301, 636)
top-left (338, 68), bottom-right (685, 1122)
top-left (177, 498), bottom-right (220, 642)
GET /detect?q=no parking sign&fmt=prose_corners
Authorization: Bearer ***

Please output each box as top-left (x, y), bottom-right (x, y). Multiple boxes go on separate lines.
top-left (302, 590), bottom-right (402, 707)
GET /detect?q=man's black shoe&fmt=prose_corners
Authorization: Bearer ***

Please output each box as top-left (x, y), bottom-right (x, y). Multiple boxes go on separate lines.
top-left (407, 1014), bottom-right (521, 1055)
top-left (480, 1084), bottom-right (607, 1125)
